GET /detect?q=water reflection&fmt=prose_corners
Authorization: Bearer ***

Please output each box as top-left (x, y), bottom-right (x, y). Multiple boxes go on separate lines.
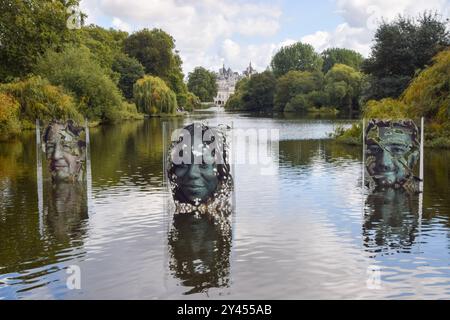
top-left (363, 188), bottom-right (419, 256)
top-left (168, 212), bottom-right (232, 295)
top-left (44, 182), bottom-right (88, 243)
top-left (1, 116), bottom-right (450, 299)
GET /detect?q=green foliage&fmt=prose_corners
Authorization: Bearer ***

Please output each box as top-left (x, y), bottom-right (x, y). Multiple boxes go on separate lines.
top-left (187, 67), bottom-right (218, 102)
top-left (402, 49), bottom-right (450, 122)
top-left (133, 76), bottom-right (178, 115)
top-left (175, 92), bottom-right (201, 112)
top-left (184, 92), bottom-right (201, 112)
top-left (0, 0), bottom-right (85, 81)
top-left (35, 45), bottom-right (126, 121)
top-left (271, 42), bottom-right (323, 77)
top-left (362, 12), bottom-right (450, 100)
top-left (0, 76), bottom-right (82, 125)
top-left (112, 53), bottom-right (145, 100)
top-left (124, 28), bottom-right (188, 97)
top-left (240, 71), bottom-right (277, 112)
top-left (124, 28), bottom-right (178, 79)
top-left (284, 94), bottom-right (310, 113)
top-left (324, 64), bottom-right (364, 113)
top-left (321, 48), bottom-right (365, 73)
top-left (109, 102), bottom-right (144, 122)
top-left (332, 123), bottom-right (363, 145)
top-left (75, 24), bottom-right (128, 71)
top-left (363, 98), bottom-right (409, 119)
top-left (338, 49), bottom-right (450, 148)
top-left (274, 71), bottom-right (323, 112)
top-left (0, 93), bottom-right (21, 140)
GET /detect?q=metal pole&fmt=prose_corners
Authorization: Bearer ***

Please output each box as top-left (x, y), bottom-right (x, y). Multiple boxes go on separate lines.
top-left (36, 119), bottom-right (44, 237)
top-left (85, 119), bottom-right (93, 216)
top-left (418, 117), bottom-right (425, 253)
top-left (420, 117), bottom-right (424, 193)
top-left (362, 119), bottom-right (365, 192)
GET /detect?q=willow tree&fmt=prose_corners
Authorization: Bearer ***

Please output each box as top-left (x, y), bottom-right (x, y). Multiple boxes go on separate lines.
top-left (133, 76), bottom-right (178, 115)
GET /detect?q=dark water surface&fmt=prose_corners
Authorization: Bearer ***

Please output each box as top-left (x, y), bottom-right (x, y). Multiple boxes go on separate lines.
top-left (0, 109), bottom-right (449, 299)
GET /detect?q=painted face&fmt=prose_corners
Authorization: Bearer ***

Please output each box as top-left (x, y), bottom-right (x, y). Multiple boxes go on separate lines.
top-left (365, 121), bottom-right (419, 188)
top-left (44, 122), bottom-right (85, 182)
top-left (173, 151), bottom-right (219, 204)
top-left (168, 123), bottom-right (232, 207)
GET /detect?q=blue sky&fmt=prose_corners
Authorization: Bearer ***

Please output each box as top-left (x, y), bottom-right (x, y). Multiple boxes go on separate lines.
top-left (80, 0), bottom-right (449, 73)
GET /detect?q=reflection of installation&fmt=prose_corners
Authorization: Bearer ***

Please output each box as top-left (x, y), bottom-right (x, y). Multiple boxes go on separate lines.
top-left (35, 119), bottom-right (94, 236)
top-left (362, 118), bottom-right (425, 255)
top-left (164, 122), bottom-right (234, 293)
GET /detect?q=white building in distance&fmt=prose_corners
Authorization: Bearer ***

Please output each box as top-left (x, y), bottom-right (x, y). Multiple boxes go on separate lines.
top-left (214, 62), bottom-right (256, 106)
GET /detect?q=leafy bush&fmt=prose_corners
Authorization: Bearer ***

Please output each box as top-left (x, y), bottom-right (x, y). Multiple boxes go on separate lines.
top-left (108, 102), bottom-right (144, 121)
top-left (180, 92), bottom-right (201, 112)
top-left (402, 49), bottom-right (450, 122)
top-left (0, 93), bottom-right (21, 140)
top-left (332, 122), bottom-right (362, 145)
top-left (0, 76), bottom-right (82, 125)
top-left (133, 76), bottom-right (178, 115)
top-left (35, 45), bottom-right (127, 121)
top-left (363, 98), bottom-right (409, 119)
top-left (284, 94), bottom-right (310, 113)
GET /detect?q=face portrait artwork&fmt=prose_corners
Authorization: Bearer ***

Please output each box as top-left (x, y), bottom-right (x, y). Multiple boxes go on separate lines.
top-left (167, 123), bottom-right (233, 214)
top-left (43, 120), bottom-right (86, 182)
top-left (364, 119), bottom-right (420, 192)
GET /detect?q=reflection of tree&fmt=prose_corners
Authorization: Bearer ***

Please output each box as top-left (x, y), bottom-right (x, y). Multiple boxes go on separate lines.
top-left (423, 149), bottom-right (450, 225)
top-left (279, 139), bottom-right (361, 167)
top-left (363, 189), bottom-right (419, 256)
top-left (89, 118), bottom-right (184, 186)
top-left (168, 213), bottom-right (232, 295)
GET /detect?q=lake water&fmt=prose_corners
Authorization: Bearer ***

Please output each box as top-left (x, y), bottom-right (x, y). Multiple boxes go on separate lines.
top-left (0, 108), bottom-right (449, 299)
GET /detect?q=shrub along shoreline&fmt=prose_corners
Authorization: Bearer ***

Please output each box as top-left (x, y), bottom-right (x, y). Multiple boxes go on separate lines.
top-left (332, 49), bottom-right (450, 149)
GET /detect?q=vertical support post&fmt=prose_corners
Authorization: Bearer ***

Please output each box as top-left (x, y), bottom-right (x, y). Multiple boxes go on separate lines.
top-left (418, 117), bottom-right (425, 253)
top-left (85, 119), bottom-right (93, 216)
top-left (420, 117), bottom-right (424, 193)
top-left (362, 119), bottom-right (365, 192)
top-left (36, 119), bottom-right (44, 237)
top-left (361, 118), bottom-right (366, 221)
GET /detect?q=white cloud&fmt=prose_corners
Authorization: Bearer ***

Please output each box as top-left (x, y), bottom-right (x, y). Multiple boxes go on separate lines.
top-left (111, 17), bottom-right (131, 32)
top-left (301, 23), bottom-right (372, 56)
top-left (302, 0), bottom-right (450, 57)
top-left (79, 0), bottom-right (450, 73)
top-left (80, 0), bottom-right (282, 73)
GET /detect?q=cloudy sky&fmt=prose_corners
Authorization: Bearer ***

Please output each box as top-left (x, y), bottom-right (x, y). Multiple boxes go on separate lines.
top-left (80, 0), bottom-right (450, 74)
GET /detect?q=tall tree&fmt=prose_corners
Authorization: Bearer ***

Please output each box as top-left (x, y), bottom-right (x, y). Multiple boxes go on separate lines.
top-left (75, 24), bottom-right (129, 70)
top-left (124, 28), bottom-right (178, 79)
top-left (321, 48), bottom-right (365, 73)
top-left (362, 12), bottom-right (450, 100)
top-left (241, 71), bottom-right (276, 111)
top-left (324, 64), bottom-right (364, 114)
top-left (112, 54), bottom-right (145, 100)
top-left (270, 42), bottom-right (323, 77)
top-left (274, 71), bottom-right (324, 112)
top-left (0, 0), bottom-right (84, 81)
top-left (123, 28), bottom-right (187, 98)
top-left (187, 67), bottom-right (218, 102)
